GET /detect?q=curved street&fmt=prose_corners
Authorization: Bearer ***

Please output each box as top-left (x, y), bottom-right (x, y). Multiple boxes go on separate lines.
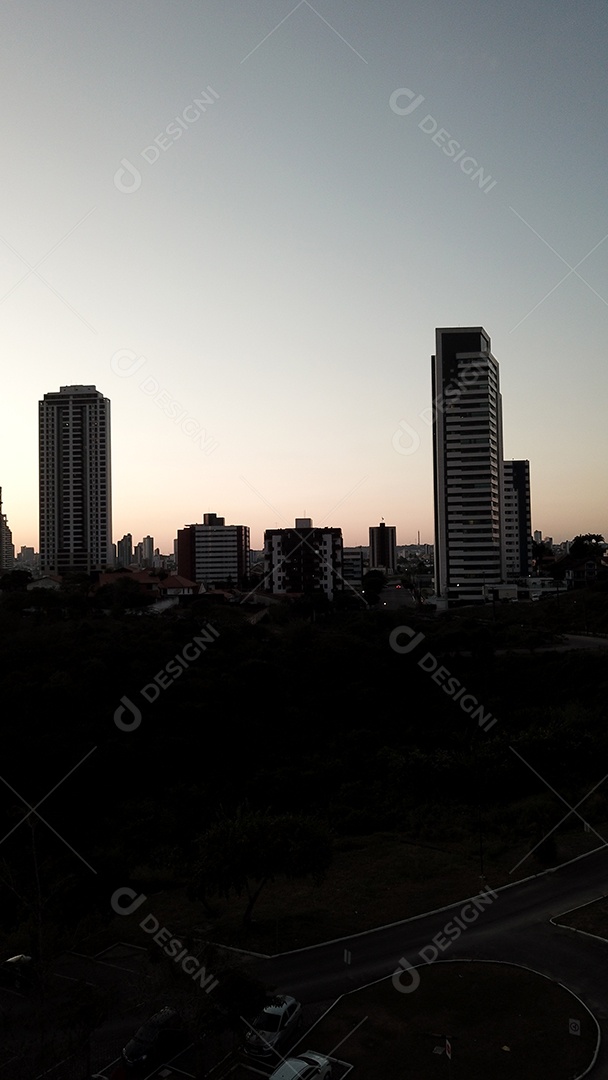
top-left (250, 846), bottom-right (608, 1076)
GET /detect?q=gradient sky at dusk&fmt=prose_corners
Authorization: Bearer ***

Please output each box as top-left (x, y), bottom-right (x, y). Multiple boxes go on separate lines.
top-left (1, 1), bottom-right (607, 553)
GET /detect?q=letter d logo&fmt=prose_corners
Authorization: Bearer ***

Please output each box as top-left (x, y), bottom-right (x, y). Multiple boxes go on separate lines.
top-left (392, 957), bottom-right (421, 993)
top-left (392, 420), bottom-right (421, 456)
top-left (110, 886), bottom-right (147, 916)
top-left (389, 88), bottom-right (425, 116)
top-left (110, 350), bottom-right (147, 379)
top-left (389, 627), bottom-right (426, 655)
top-left (114, 695), bottom-right (143, 732)
top-left (114, 157), bottom-right (142, 194)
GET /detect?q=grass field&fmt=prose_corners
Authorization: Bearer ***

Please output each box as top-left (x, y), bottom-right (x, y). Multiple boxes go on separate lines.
top-left (76, 830), bottom-right (608, 960)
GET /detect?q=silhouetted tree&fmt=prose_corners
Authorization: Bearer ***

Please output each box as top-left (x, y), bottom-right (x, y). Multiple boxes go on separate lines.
top-left (570, 534), bottom-right (605, 558)
top-left (190, 806), bottom-right (333, 927)
top-left (0, 569), bottom-right (33, 591)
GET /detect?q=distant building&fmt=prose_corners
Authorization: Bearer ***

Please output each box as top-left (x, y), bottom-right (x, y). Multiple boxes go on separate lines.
top-left (117, 533), bottom-right (133, 568)
top-left (177, 513), bottom-right (250, 587)
top-left (17, 546), bottom-right (37, 569)
top-left (153, 550), bottom-right (175, 571)
top-left (503, 460), bottom-right (532, 579)
top-left (96, 569), bottom-right (197, 599)
top-left (27, 575), bottom-right (61, 590)
top-left (369, 522), bottom-right (397, 572)
top-left (343, 548), bottom-right (365, 587)
top-left (264, 519), bottom-right (343, 600)
top-left (142, 535), bottom-right (154, 567)
top-left (0, 489), bottom-right (14, 572)
top-left (39, 385), bottom-right (112, 575)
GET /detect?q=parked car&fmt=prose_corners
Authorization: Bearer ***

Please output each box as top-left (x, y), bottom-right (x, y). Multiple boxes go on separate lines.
top-left (121, 1006), bottom-right (181, 1068)
top-left (268, 1050), bottom-right (332, 1080)
top-left (244, 994), bottom-right (302, 1059)
top-left (0, 955), bottom-right (33, 992)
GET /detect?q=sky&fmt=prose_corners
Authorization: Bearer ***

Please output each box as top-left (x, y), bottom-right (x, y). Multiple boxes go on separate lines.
top-left (1, 0), bottom-right (607, 553)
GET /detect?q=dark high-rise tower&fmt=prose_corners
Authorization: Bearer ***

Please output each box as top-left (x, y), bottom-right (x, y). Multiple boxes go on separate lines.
top-left (503, 459), bottom-right (532, 579)
top-left (39, 385), bottom-right (112, 576)
top-left (369, 522), bottom-right (397, 572)
top-left (432, 328), bottom-right (505, 605)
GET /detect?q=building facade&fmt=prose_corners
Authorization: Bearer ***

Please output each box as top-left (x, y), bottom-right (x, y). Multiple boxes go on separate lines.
top-left (117, 533), bottom-right (133, 568)
top-left (39, 385), bottom-right (112, 576)
top-left (264, 519), bottom-right (343, 600)
top-left (432, 328), bottom-right (505, 605)
top-left (142, 535), bottom-right (154, 567)
top-left (369, 522), bottom-right (397, 572)
top-left (177, 513), bottom-right (250, 587)
top-left (503, 460), bottom-right (532, 579)
top-left (0, 488), bottom-right (14, 572)
top-left (342, 548), bottom-right (365, 587)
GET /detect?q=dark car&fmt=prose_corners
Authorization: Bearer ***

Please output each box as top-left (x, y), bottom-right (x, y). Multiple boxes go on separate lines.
top-left (244, 994), bottom-right (302, 1060)
top-left (0, 955), bottom-right (33, 992)
top-left (121, 1006), bottom-right (181, 1069)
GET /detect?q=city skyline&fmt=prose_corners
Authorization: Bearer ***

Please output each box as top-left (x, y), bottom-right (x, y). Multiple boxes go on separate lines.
top-left (1, 3), bottom-right (607, 553)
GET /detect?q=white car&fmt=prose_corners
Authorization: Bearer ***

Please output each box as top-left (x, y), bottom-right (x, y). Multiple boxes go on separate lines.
top-left (268, 1050), bottom-right (332, 1080)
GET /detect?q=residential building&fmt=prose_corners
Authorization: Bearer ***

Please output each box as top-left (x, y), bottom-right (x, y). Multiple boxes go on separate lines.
top-left (503, 460), bottom-right (532, 579)
top-left (39, 385), bottom-right (112, 576)
top-left (342, 548), bottom-right (365, 587)
top-left (369, 522), bottom-right (397, 572)
top-left (432, 327), bottom-right (505, 605)
top-left (0, 488), bottom-right (14, 572)
top-left (117, 533), bottom-right (133, 568)
top-left (96, 569), bottom-right (197, 600)
top-left (17, 546), bottom-right (37, 569)
top-left (152, 551), bottom-right (175, 571)
top-left (264, 519), bottom-right (343, 600)
top-left (177, 513), bottom-right (250, 587)
top-left (142, 535), bottom-right (154, 567)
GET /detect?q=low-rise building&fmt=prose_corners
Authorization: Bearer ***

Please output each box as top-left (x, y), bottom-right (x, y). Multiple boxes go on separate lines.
top-left (177, 513), bottom-right (250, 588)
top-left (264, 519), bottom-right (343, 600)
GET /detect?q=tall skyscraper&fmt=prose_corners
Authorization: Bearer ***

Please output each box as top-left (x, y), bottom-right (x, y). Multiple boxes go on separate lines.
top-left (39, 385), bottom-right (112, 576)
top-left (503, 460), bottom-right (532, 579)
top-left (369, 522), bottom-right (397, 572)
top-left (432, 328), bottom-right (505, 605)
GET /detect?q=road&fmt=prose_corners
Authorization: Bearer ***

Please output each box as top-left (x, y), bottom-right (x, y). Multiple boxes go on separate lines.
top-left (250, 846), bottom-right (608, 1075)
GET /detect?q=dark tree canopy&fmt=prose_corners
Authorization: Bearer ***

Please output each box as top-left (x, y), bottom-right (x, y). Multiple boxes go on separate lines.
top-left (0, 569), bottom-right (33, 591)
top-left (570, 534), bottom-right (605, 558)
top-left (191, 806), bottom-right (334, 927)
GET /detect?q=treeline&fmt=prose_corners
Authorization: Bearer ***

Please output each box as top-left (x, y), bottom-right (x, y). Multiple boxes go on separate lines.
top-left (0, 595), bottom-right (607, 949)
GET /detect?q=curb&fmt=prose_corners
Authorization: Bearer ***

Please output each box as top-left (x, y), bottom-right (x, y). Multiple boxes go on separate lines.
top-left (551, 893), bottom-right (608, 948)
top-left (264, 843), bottom-right (608, 958)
